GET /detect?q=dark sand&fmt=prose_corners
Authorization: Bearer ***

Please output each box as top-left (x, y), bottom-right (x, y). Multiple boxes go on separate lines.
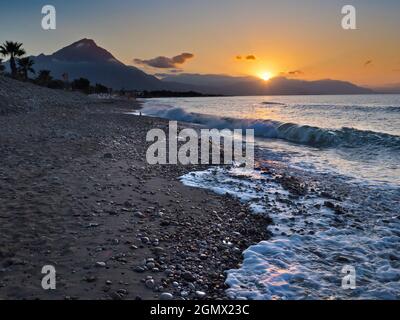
top-left (0, 76), bottom-right (270, 300)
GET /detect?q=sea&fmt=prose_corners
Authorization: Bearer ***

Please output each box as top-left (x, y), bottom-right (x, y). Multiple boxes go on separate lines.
top-left (139, 95), bottom-right (400, 300)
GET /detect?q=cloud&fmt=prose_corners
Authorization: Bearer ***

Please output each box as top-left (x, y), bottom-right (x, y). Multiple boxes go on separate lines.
top-left (288, 70), bottom-right (304, 76)
top-left (134, 53), bottom-right (194, 69)
top-left (235, 54), bottom-right (257, 61)
top-left (364, 60), bottom-right (373, 67)
top-left (280, 70), bottom-right (304, 77)
top-left (154, 70), bottom-right (182, 78)
top-left (172, 53), bottom-right (194, 64)
top-left (154, 73), bottom-right (170, 78)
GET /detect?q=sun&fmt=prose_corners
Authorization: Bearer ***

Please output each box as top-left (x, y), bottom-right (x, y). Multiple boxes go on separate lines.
top-left (259, 71), bottom-right (273, 81)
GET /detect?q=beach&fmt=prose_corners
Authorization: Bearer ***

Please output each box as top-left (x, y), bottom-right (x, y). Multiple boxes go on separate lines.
top-left (1, 75), bottom-right (399, 300)
top-left (0, 76), bottom-right (270, 300)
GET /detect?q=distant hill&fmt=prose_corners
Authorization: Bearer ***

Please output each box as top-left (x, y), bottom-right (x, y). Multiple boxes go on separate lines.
top-left (370, 83), bottom-right (400, 94)
top-left (161, 73), bottom-right (255, 88)
top-left (162, 74), bottom-right (374, 95)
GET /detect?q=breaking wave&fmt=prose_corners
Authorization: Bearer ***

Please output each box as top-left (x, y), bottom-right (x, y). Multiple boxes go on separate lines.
top-left (263, 102), bottom-right (400, 113)
top-left (142, 104), bottom-right (400, 150)
top-left (262, 101), bottom-right (286, 106)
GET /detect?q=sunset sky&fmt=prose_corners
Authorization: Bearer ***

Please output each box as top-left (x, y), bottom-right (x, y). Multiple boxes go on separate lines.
top-left (1, 0), bottom-right (400, 86)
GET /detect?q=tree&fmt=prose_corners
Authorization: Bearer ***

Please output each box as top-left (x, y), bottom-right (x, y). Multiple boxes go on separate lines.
top-left (35, 70), bottom-right (53, 86)
top-left (95, 83), bottom-right (109, 94)
top-left (17, 57), bottom-right (35, 80)
top-left (71, 77), bottom-right (91, 93)
top-left (0, 59), bottom-right (5, 73)
top-left (47, 79), bottom-right (65, 90)
top-left (0, 41), bottom-right (26, 77)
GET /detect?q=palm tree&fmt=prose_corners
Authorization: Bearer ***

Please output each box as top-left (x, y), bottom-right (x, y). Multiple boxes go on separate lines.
top-left (0, 59), bottom-right (5, 73)
top-left (0, 41), bottom-right (26, 77)
top-left (18, 57), bottom-right (35, 80)
top-left (36, 70), bottom-right (53, 86)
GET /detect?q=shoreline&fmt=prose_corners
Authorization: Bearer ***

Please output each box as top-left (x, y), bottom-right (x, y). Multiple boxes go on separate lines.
top-left (0, 76), bottom-right (270, 300)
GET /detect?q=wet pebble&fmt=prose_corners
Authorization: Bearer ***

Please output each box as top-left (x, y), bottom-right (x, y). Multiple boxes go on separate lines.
top-left (159, 292), bottom-right (173, 300)
top-left (95, 261), bottom-right (106, 268)
top-left (145, 279), bottom-right (155, 289)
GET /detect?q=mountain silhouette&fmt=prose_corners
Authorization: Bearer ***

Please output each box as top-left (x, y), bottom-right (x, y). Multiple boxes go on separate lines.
top-left (50, 38), bottom-right (118, 63)
top-left (162, 74), bottom-right (374, 95)
top-left (30, 39), bottom-right (166, 90)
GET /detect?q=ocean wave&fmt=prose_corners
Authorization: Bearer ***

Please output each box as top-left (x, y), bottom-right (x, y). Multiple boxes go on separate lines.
top-left (262, 101), bottom-right (286, 106)
top-left (267, 103), bottom-right (400, 113)
top-left (141, 104), bottom-right (400, 150)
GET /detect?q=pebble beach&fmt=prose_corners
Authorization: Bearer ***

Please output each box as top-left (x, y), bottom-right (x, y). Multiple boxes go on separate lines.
top-left (0, 75), bottom-right (270, 300)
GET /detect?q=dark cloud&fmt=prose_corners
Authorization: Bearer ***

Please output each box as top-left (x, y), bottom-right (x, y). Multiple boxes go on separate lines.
top-left (280, 70), bottom-right (304, 77)
top-left (172, 53), bottom-right (194, 64)
top-left (288, 70), bottom-right (304, 76)
top-left (154, 73), bottom-right (171, 78)
top-left (364, 60), bottom-right (373, 67)
top-left (235, 55), bottom-right (256, 61)
top-left (134, 53), bottom-right (194, 69)
top-left (154, 70), bottom-right (182, 78)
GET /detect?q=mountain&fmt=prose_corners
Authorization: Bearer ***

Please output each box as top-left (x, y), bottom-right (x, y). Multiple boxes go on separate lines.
top-left (162, 73), bottom-right (255, 88)
top-left (369, 83), bottom-right (400, 94)
top-left (264, 77), bottom-right (373, 95)
top-left (28, 39), bottom-right (166, 90)
top-left (162, 74), bottom-right (374, 95)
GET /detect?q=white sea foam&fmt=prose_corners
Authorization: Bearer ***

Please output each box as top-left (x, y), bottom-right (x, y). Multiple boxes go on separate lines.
top-left (180, 166), bottom-right (400, 300)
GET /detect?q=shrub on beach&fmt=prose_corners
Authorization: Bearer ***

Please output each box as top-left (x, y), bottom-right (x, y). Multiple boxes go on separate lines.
top-left (71, 77), bottom-right (91, 93)
top-left (47, 79), bottom-right (66, 90)
top-left (17, 57), bottom-right (35, 80)
top-left (35, 70), bottom-right (53, 86)
top-left (0, 59), bottom-right (5, 73)
top-left (94, 83), bottom-right (109, 94)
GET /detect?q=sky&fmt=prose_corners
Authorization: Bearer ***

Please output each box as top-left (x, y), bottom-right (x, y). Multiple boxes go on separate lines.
top-left (1, 0), bottom-right (399, 86)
